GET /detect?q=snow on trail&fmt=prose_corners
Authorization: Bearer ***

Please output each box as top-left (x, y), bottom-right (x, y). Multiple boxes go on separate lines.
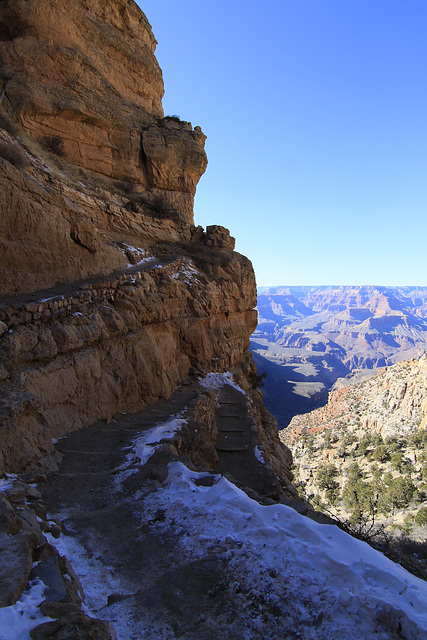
top-left (28, 372), bottom-right (427, 639)
top-left (0, 580), bottom-right (53, 640)
top-left (133, 413), bottom-right (187, 465)
top-left (199, 371), bottom-right (246, 394)
top-left (143, 462), bottom-right (427, 639)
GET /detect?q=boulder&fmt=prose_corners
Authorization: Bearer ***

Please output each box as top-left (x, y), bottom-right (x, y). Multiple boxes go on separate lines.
top-left (30, 611), bottom-right (117, 640)
top-left (0, 530), bottom-right (38, 606)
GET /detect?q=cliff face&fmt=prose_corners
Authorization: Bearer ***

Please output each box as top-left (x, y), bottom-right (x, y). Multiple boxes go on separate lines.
top-left (0, 0), bottom-right (207, 232)
top-left (283, 354), bottom-right (427, 446)
top-left (0, 0), bottom-right (266, 476)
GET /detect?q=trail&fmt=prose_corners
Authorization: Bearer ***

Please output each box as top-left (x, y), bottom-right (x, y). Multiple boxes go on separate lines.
top-left (39, 376), bottom-right (425, 640)
top-left (40, 378), bottom-right (279, 639)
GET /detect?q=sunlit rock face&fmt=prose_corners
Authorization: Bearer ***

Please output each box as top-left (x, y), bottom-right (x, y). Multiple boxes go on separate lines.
top-left (0, 0), bottom-right (260, 475)
top-left (0, 0), bottom-right (207, 221)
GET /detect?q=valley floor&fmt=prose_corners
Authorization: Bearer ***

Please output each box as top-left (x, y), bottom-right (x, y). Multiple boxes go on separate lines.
top-left (4, 375), bottom-right (427, 640)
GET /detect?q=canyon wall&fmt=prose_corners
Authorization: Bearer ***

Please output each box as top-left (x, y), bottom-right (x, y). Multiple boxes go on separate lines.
top-left (0, 0), bottom-right (264, 475)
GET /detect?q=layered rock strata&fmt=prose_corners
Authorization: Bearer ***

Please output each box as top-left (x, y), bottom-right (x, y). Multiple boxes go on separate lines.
top-left (0, 245), bottom-right (257, 474)
top-left (0, 0), bottom-right (293, 505)
top-left (0, 0), bottom-right (207, 232)
top-left (283, 354), bottom-right (427, 446)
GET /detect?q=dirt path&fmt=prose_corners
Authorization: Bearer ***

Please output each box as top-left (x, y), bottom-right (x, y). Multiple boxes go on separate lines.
top-left (39, 378), bottom-right (283, 639)
top-left (0, 256), bottom-right (162, 308)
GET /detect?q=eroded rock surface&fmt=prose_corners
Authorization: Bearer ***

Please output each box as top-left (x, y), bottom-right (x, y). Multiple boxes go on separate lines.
top-left (0, 0), bottom-right (207, 197)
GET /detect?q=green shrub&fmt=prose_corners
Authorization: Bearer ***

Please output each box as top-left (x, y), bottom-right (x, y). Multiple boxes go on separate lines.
top-left (415, 507), bottom-right (427, 527)
top-left (390, 452), bottom-right (413, 474)
top-left (372, 444), bottom-right (390, 462)
top-left (316, 464), bottom-right (339, 490)
top-left (249, 371), bottom-right (267, 389)
top-left (125, 199), bottom-right (139, 213)
top-left (115, 180), bottom-right (136, 195)
top-left (409, 429), bottom-right (427, 448)
top-left (343, 476), bottom-right (375, 515)
top-left (355, 433), bottom-right (373, 457)
top-left (384, 436), bottom-right (401, 453)
top-left (386, 477), bottom-right (416, 510)
top-left (302, 434), bottom-right (316, 455)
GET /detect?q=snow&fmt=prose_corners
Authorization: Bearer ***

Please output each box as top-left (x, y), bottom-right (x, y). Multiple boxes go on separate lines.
top-left (38, 295), bottom-right (63, 303)
top-left (254, 445), bottom-right (265, 464)
top-left (0, 475), bottom-right (16, 493)
top-left (118, 244), bottom-right (162, 270)
top-left (32, 375), bottom-right (427, 639)
top-left (133, 413), bottom-right (187, 465)
top-left (171, 259), bottom-right (200, 284)
top-left (199, 371), bottom-right (246, 394)
top-left (0, 579), bottom-right (53, 640)
top-left (140, 462), bottom-right (427, 639)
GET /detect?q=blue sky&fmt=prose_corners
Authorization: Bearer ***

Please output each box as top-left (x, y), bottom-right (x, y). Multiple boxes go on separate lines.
top-left (137, 1), bottom-right (427, 286)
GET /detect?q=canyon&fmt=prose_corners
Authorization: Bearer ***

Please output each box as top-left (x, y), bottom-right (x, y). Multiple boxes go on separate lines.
top-left (252, 285), bottom-right (427, 427)
top-left (1, 1), bottom-right (427, 639)
top-left (283, 354), bottom-right (427, 576)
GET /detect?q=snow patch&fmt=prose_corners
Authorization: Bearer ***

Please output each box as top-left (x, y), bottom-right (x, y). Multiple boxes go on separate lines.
top-left (133, 415), bottom-right (187, 465)
top-left (199, 371), bottom-right (245, 394)
top-left (0, 475), bottom-right (17, 493)
top-left (143, 461), bottom-right (427, 640)
top-left (0, 579), bottom-right (53, 640)
top-left (171, 259), bottom-right (200, 284)
top-left (254, 445), bottom-right (265, 464)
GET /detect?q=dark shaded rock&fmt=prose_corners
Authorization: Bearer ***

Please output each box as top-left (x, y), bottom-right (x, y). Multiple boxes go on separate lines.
top-left (59, 556), bottom-right (84, 605)
top-left (30, 612), bottom-right (117, 640)
top-left (0, 530), bottom-right (37, 606)
top-left (33, 542), bottom-right (58, 562)
top-left (30, 556), bottom-right (68, 603)
top-left (29, 500), bottom-right (48, 520)
top-left (39, 601), bottom-right (81, 619)
top-left (17, 505), bottom-right (42, 543)
top-left (0, 494), bottom-right (21, 534)
top-left (6, 480), bottom-right (29, 504)
top-left (26, 485), bottom-right (43, 500)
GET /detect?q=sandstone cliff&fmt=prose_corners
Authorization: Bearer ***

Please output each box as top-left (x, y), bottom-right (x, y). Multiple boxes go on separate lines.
top-left (0, 0), bottom-right (208, 300)
top-left (0, 0), bottom-right (295, 491)
top-left (0, 5), bottom-right (304, 634)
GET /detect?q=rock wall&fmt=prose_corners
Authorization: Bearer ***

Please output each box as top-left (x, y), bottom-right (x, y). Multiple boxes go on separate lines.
top-left (0, 0), bottom-right (207, 221)
top-left (0, 248), bottom-right (257, 474)
top-left (0, 0), bottom-right (264, 479)
top-left (0, 140), bottom-right (201, 297)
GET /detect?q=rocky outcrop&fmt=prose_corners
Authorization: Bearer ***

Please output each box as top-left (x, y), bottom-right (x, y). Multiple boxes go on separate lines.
top-left (0, 474), bottom-right (116, 639)
top-left (0, 0), bottom-right (207, 224)
top-left (0, 2), bottom-right (303, 639)
top-left (0, 0), bottom-right (262, 475)
top-left (0, 139), bottom-right (205, 297)
top-left (283, 354), bottom-right (427, 445)
top-left (0, 248), bottom-right (257, 474)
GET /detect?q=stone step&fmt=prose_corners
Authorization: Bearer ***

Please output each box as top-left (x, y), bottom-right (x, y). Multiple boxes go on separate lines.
top-left (216, 432), bottom-right (249, 451)
top-left (217, 408), bottom-right (246, 418)
top-left (217, 423), bottom-right (247, 433)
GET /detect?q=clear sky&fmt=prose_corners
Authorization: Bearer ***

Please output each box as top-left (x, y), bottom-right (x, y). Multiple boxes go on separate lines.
top-left (137, 1), bottom-right (427, 287)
